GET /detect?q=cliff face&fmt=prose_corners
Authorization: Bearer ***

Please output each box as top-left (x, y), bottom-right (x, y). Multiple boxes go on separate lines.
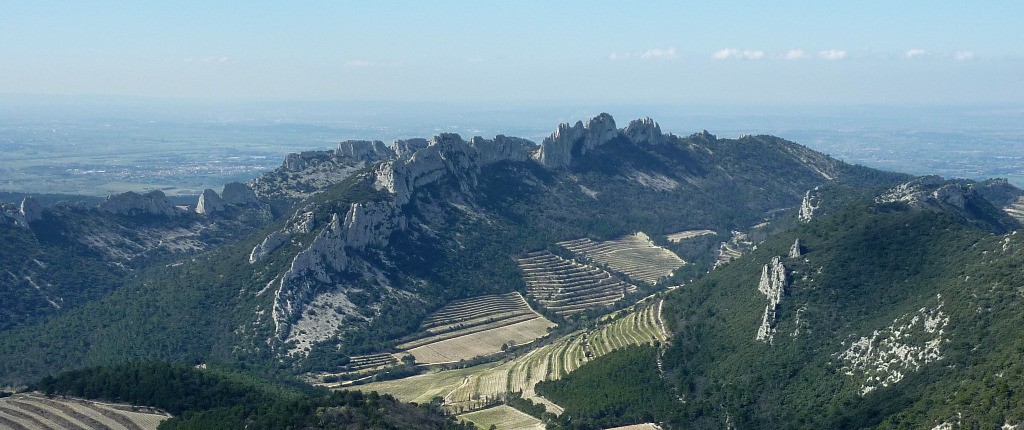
top-left (99, 190), bottom-right (180, 217)
top-left (534, 113), bottom-right (618, 168)
top-left (195, 189), bottom-right (225, 214)
top-left (755, 256), bottom-right (787, 344)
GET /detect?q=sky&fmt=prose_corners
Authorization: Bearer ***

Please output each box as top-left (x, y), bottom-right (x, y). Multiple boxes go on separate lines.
top-left (2, 1), bottom-right (1023, 105)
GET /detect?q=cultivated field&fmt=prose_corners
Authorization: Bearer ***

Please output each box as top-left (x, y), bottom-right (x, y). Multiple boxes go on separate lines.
top-left (398, 293), bottom-right (556, 365)
top-left (358, 298), bottom-right (669, 415)
top-left (517, 251), bottom-right (635, 317)
top-left (606, 424), bottom-right (663, 430)
top-left (0, 392), bottom-right (169, 430)
top-left (665, 229), bottom-right (716, 243)
top-left (457, 405), bottom-right (544, 430)
top-left (558, 232), bottom-right (685, 284)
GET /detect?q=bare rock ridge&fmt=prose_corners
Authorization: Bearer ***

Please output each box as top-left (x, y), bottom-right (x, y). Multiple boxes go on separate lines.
top-left (374, 133), bottom-right (535, 206)
top-left (19, 196), bottom-right (43, 224)
top-left (876, 176), bottom-right (967, 210)
top-left (336, 140), bottom-right (392, 162)
top-left (195, 189), bottom-right (225, 214)
top-left (623, 117), bottom-right (663, 146)
top-left (534, 112), bottom-right (618, 168)
top-left (272, 202), bottom-right (405, 336)
top-left (99, 190), bottom-right (179, 217)
top-left (756, 256), bottom-right (788, 343)
top-left (249, 210), bottom-right (315, 264)
top-left (221, 182), bottom-right (259, 205)
top-left (789, 238), bottom-right (802, 258)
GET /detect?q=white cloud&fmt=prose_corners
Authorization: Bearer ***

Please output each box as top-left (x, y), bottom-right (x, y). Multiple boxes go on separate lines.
top-left (905, 49), bottom-right (926, 59)
top-left (954, 50), bottom-right (974, 61)
top-left (712, 48), bottom-right (765, 60)
top-left (784, 49), bottom-right (809, 60)
top-left (818, 49), bottom-right (847, 60)
top-left (639, 47), bottom-right (678, 60)
top-left (609, 52), bottom-right (632, 61)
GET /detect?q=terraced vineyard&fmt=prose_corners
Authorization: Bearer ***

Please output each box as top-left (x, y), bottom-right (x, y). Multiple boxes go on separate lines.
top-left (312, 352), bottom-right (406, 385)
top-left (558, 232), bottom-right (685, 284)
top-left (456, 405), bottom-right (544, 430)
top-left (665, 229), bottom-right (716, 243)
top-left (517, 251), bottom-right (636, 317)
top-left (358, 298), bottom-right (669, 414)
top-left (0, 393), bottom-right (169, 430)
top-left (398, 293), bottom-right (556, 365)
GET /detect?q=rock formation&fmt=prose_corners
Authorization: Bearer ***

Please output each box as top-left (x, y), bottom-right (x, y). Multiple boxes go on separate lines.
top-left (534, 112), bottom-right (618, 168)
top-left (221, 182), bottom-right (259, 205)
top-left (99, 190), bottom-right (179, 217)
top-left (623, 117), bottom-right (663, 145)
top-left (249, 210), bottom-right (315, 264)
top-left (19, 196), bottom-right (43, 224)
top-left (756, 256), bottom-right (788, 343)
top-left (195, 189), bottom-right (226, 214)
top-left (336, 140), bottom-right (392, 162)
top-left (789, 238), bottom-right (802, 258)
top-left (798, 188), bottom-right (820, 223)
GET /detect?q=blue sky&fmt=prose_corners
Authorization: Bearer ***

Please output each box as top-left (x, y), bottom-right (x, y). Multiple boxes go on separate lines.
top-left (2, 1), bottom-right (1022, 105)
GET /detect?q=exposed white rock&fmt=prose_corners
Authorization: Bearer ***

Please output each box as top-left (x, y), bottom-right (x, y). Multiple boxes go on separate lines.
top-left (272, 201), bottom-right (405, 337)
top-left (336, 140), bottom-right (393, 161)
top-left (789, 238), bottom-right (802, 258)
top-left (390, 138), bottom-right (430, 158)
top-left (624, 117), bottom-right (663, 146)
top-left (875, 176), bottom-right (958, 210)
top-left (756, 256), bottom-right (787, 343)
top-left (534, 113), bottom-right (618, 168)
top-left (19, 196), bottom-right (43, 223)
top-left (195, 189), bottom-right (225, 214)
top-left (99, 190), bottom-right (180, 217)
top-left (375, 133), bottom-right (534, 206)
top-left (249, 210), bottom-right (316, 264)
top-left (221, 182), bottom-right (259, 205)
top-left (837, 297), bottom-right (949, 396)
top-left (626, 169), bottom-right (679, 191)
top-left (798, 188), bottom-right (820, 223)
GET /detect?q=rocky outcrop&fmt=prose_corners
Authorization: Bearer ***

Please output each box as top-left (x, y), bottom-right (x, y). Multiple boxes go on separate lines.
top-left (337, 140), bottom-right (392, 162)
top-left (19, 197), bottom-right (43, 224)
top-left (534, 113), bottom-right (618, 168)
top-left (221, 182), bottom-right (259, 205)
top-left (272, 202), bottom-right (405, 336)
top-left (375, 133), bottom-right (534, 206)
top-left (838, 297), bottom-right (948, 395)
top-left (624, 117), bottom-right (663, 146)
top-left (99, 190), bottom-right (179, 217)
top-left (789, 238), bottom-right (802, 258)
top-left (756, 256), bottom-right (788, 343)
top-left (390, 138), bottom-right (430, 158)
top-left (798, 188), bottom-right (820, 223)
top-left (249, 210), bottom-right (316, 264)
top-left (195, 189), bottom-right (225, 215)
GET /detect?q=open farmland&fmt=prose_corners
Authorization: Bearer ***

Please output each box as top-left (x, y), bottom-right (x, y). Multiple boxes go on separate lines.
top-left (665, 229), bottom-right (716, 243)
top-left (398, 293), bottom-right (556, 365)
top-left (558, 232), bottom-right (685, 284)
top-left (358, 298), bottom-right (669, 414)
top-left (0, 393), bottom-right (169, 430)
top-left (457, 405), bottom-right (544, 430)
top-left (517, 251), bottom-right (635, 317)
